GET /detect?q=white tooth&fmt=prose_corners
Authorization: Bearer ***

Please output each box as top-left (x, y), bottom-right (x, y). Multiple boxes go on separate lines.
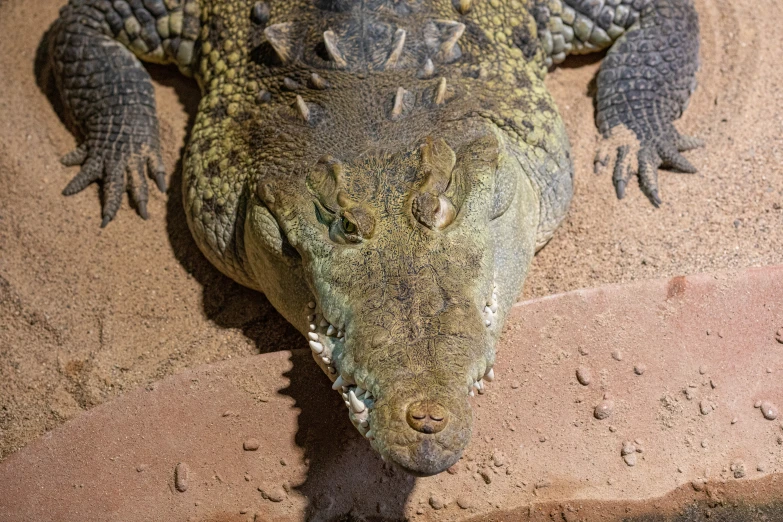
top-left (360, 420), bottom-right (369, 428)
top-left (309, 340), bottom-right (324, 354)
top-left (342, 392), bottom-right (348, 400)
top-left (308, 301), bottom-right (316, 309)
top-left (492, 293), bottom-right (497, 302)
top-left (332, 376), bottom-right (345, 390)
top-left (485, 319), bottom-right (491, 327)
top-left (319, 318), bottom-right (328, 327)
top-left (355, 409), bottom-right (368, 423)
top-left (308, 314), bottom-right (316, 322)
top-left (349, 390), bottom-right (366, 413)
top-left (308, 332), bottom-right (319, 341)
top-left (469, 390), bottom-right (474, 397)
top-left (309, 324), bottom-right (316, 331)
top-left (484, 368), bottom-right (495, 382)
top-left (355, 387), bottom-right (365, 396)
top-left (322, 357), bottom-right (331, 364)
top-left (365, 430), bottom-right (374, 439)
top-left (484, 306), bottom-right (491, 314)
top-left (490, 303), bottom-right (498, 313)
top-left (328, 367), bottom-right (336, 374)
top-left (337, 330), bottom-right (344, 338)
top-left (327, 325), bottom-right (336, 336)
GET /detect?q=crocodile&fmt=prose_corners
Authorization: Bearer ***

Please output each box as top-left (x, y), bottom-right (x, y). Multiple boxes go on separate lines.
top-left (47, 0), bottom-right (700, 475)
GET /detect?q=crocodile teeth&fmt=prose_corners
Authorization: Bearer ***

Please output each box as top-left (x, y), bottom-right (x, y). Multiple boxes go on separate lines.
top-left (307, 301), bottom-right (316, 309)
top-left (307, 332), bottom-right (319, 341)
top-left (349, 390), bottom-right (366, 413)
top-left (309, 340), bottom-right (324, 354)
top-left (484, 368), bottom-right (495, 382)
top-left (332, 376), bottom-right (346, 390)
top-left (326, 325), bottom-right (336, 336)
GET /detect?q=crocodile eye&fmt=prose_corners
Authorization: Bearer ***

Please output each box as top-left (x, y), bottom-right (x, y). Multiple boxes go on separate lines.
top-left (341, 216), bottom-right (357, 234)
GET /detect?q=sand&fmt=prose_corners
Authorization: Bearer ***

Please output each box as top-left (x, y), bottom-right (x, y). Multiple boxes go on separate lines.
top-left (1, 0), bottom-right (782, 460)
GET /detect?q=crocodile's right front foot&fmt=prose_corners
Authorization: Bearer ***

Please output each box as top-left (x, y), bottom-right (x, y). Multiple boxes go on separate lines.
top-left (61, 120), bottom-right (167, 227)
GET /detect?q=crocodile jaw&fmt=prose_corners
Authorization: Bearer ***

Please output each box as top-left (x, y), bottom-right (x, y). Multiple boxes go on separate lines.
top-left (300, 282), bottom-right (501, 476)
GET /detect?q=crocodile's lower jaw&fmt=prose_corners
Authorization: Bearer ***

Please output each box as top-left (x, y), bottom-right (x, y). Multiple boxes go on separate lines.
top-left (300, 285), bottom-right (499, 468)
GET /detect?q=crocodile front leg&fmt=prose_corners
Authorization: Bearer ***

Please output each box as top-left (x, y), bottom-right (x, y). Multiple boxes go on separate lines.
top-left (536, 0), bottom-right (701, 205)
top-left (49, 0), bottom-right (201, 225)
top-left (593, 0), bottom-right (701, 205)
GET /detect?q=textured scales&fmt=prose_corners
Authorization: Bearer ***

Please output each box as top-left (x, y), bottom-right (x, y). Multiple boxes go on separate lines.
top-left (48, 0), bottom-right (700, 475)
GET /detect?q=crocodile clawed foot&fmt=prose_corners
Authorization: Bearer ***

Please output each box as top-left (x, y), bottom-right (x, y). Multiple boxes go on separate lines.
top-left (595, 126), bottom-right (703, 207)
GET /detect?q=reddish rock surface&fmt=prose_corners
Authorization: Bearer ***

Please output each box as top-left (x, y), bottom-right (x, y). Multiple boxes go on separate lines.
top-left (0, 267), bottom-right (781, 521)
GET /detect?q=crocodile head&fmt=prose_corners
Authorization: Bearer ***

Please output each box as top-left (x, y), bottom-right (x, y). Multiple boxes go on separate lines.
top-left (249, 133), bottom-right (512, 475)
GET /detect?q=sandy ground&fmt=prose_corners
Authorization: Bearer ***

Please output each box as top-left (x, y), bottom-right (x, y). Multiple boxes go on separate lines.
top-left (0, 0), bottom-right (781, 461)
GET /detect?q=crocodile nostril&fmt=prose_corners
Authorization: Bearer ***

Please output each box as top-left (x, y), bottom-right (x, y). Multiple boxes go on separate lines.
top-left (406, 401), bottom-right (449, 434)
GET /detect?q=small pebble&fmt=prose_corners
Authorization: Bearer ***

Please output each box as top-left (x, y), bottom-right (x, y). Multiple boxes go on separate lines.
top-left (621, 441), bottom-right (636, 456)
top-left (456, 496), bottom-right (473, 509)
top-left (594, 400), bottom-right (614, 420)
top-left (174, 462), bottom-right (189, 492)
top-left (775, 327), bottom-right (783, 344)
top-left (136, 464), bottom-right (147, 473)
top-left (510, 380), bottom-right (520, 389)
top-left (447, 464), bottom-right (459, 475)
top-left (222, 410), bottom-right (234, 417)
top-left (699, 365), bottom-right (707, 375)
top-left (633, 364), bottom-right (646, 375)
top-left (623, 453), bottom-right (637, 467)
top-left (492, 450), bottom-right (505, 467)
top-left (578, 346), bottom-right (589, 356)
top-left (757, 464), bottom-right (766, 472)
top-left (731, 417), bottom-right (738, 424)
top-left (701, 440), bottom-right (708, 448)
top-left (731, 460), bottom-right (746, 479)
top-left (239, 508), bottom-right (248, 514)
top-left (259, 486), bottom-right (286, 502)
top-left (699, 399), bottom-right (715, 416)
top-left (429, 496), bottom-right (444, 510)
top-left (760, 401), bottom-right (779, 420)
top-left (754, 400), bottom-right (762, 408)
top-left (576, 366), bottom-right (592, 386)
top-left (692, 479), bottom-right (706, 492)
top-left (480, 470), bottom-right (492, 484)
top-left (243, 438), bottom-right (260, 451)
top-left (611, 349), bottom-right (623, 361)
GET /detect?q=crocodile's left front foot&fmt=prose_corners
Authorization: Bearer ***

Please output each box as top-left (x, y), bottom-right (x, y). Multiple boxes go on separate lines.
top-left (594, 125), bottom-right (703, 206)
